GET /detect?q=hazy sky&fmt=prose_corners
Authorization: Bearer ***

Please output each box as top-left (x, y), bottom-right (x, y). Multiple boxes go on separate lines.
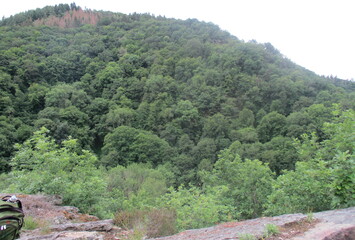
top-left (1, 0), bottom-right (354, 80)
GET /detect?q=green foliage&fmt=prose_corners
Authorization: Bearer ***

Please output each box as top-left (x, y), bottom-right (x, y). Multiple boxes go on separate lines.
top-left (286, 111), bottom-right (312, 138)
top-left (107, 163), bottom-right (169, 210)
top-left (238, 233), bottom-right (256, 240)
top-left (114, 208), bottom-right (176, 238)
top-left (201, 150), bottom-right (274, 219)
top-left (233, 127), bottom-right (258, 143)
top-left (264, 160), bottom-right (333, 215)
top-left (264, 223), bottom-right (279, 238)
top-left (0, 5), bottom-right (354, 230)
top-left (102, 126), bottom-right (174, 167)
top-left (261, 136), bottom-right (298, 174)
top-left (158, 186), bottom-right (232, 231)
top-left (23, 216), bottom-right (39, 230)
top-left (0, 6), bottom-right (352, 174)
top-left (306, 212), bottom-right (314, 222)
top-left (265, 109), bottom-right (354, 216)
top-left (3, 127), bottom-right (106, 215)
top-left (0, 4), bottom-right (72, 26)
top-left (323, 109), bottom-right (355, 207)
top-left (322, 108), bottom-right (354, 157)
top-left (172, 100), bottom-right (201, 141)
top-left (257, 111), bottom-right (286, 143)
top-left (238, 108), bottom-right (255, 127)
top-left (23, 216), bottom-right (49, 230)
top-left (294, 108), bottom-right (355, 207)
top-left (202, 113), bottom-right (230, 139)
top-left (331, 151), bottom-right (355, 208)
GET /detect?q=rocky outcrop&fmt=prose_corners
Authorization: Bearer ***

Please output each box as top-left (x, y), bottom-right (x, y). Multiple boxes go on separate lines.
top-left (14, 194), bottom-right (121, 240)
top-left (19, 219), bottom-right (121, 240)
top-left (20, 230), bottom-right (111, 240)
top-left (291, 207), bottom-right (355, 240)
top-left (150, 213), bottom-right (308, 240)
top-left (10, 194), bottom-right (355, 240)
top-left (323, 226), bottom-right (355, 240)
top-left (151, 207), bottom-right (355, 240)
top-left (50, 219), bottom-right (115, 232)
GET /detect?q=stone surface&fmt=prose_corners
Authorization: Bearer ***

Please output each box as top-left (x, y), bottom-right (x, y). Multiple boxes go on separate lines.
top-left (50, 219), bottom-right (115, 232)
top-left (12, 194), bottom-right (355, 240)
top-left (151, 214), bottom-right (307, 240)
top-left (292, 207), bottom-right (355, 240)
top-left (323, 226), bottom-right (355, 240)
top-left (20, 231), bottom-right (105, 240)
top-left (151, 207), bottom-right (355, 240)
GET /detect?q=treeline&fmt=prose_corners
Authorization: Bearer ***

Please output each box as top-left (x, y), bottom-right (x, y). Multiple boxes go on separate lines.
top-left (0, 5), bottom-right (354, 236)
top-left (0, 3), bottom-right (79, 26)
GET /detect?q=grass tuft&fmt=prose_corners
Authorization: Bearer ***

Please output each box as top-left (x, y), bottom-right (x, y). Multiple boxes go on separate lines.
top-left (239, 233), bottom-right (256, 240)
top-left (263, 223), bottom-right (279, 238)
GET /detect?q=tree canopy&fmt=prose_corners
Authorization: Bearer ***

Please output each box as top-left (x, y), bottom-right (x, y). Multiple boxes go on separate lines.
top-left (0, 4), bottom-right (354, 236)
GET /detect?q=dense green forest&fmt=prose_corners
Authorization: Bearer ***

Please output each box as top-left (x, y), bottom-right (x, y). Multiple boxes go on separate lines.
top-left (1, 4), bottom-right (354, 237)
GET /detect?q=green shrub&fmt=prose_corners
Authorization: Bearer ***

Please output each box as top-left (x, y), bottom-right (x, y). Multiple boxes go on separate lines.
top-left (264, 223), bottom-right (279, 238)
top-left (127, 229), bottom-right (145, 240)
top-left (158, 185), bottom-right (233, 231)
top-left (306, 212), bottom-right (314, 223)
top-left (23, 216), bottom-right (49, 230)
top-left (2, 128), bottom-right (107, 217)
top-left (23, 216), bottom-right (39, 230)
top-left (264, 160), bottom-right (333, 216)
top-left (114, 208), bottom-right (176, 238)
top-left (238, 233), bottom-right (256, 240)
top-left (146, 208), bottom-right (176, 238)
top-left (201, 151), bottom-right (274, 219)
top-left (114, 209), bottom-right (146, 230)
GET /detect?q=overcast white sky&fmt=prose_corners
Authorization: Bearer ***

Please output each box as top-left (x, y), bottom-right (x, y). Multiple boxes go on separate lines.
top-left (1, 0), bottom-right (354, 80)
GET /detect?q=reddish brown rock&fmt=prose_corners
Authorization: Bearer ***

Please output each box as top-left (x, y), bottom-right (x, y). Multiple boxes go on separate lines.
top-left (323, 226), bottom-right (355, 240)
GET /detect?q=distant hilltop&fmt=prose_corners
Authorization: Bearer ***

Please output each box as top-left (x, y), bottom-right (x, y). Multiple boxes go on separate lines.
top-left (0, 3), bottom-right (108, 27)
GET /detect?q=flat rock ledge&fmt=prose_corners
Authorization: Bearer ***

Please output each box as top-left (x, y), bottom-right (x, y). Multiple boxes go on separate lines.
top-left (151, 207), bottom-right (355, 240)
top-left (50, 219), bottom-right (115, 232)
top-left (13, 194), bottom-right (355, 240)
top-left (19, 219), bottom-right (121, 240)
top-left (151, 213), bottom-right (307, 240)
top-left (20, 231), bottom-right (107, 240)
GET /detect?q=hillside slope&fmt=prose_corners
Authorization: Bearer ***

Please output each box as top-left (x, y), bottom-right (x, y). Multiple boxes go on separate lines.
top-left (0, 4), bottom-right (354, 235)
top-left (1, 4), bottom-right (354, 176)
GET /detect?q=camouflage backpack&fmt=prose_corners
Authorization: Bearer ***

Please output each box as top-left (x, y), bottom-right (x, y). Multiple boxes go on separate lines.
top-left (0, 196), bottom-right (25, 240)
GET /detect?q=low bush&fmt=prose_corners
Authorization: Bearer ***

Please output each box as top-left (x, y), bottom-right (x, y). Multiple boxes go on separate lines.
top-left (114, 208), bottom-right (176, 238)
top-left (238, 233), bottom-right (256, 240)
top-left (23, 216), bottom-right (49, 231)
top-left (264, 223), bottom-right (279, 238)
top-left (23, 216), bottom-right (39, 230)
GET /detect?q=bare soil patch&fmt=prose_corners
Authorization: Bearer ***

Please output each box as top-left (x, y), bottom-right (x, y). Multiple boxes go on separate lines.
top-left (264, 218), bottom-right (320, 240)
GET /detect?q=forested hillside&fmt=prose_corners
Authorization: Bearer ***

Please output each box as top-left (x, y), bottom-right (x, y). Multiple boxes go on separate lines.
top-left (1, 4), bottom-right (354, 238)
